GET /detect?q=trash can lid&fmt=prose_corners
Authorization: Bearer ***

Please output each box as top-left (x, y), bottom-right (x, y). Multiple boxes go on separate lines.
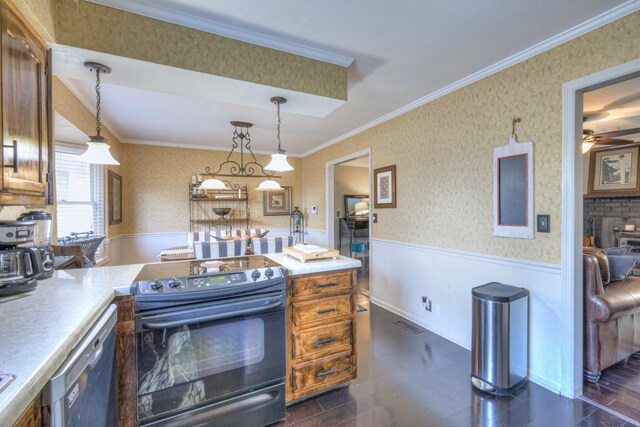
top-left (472, 282), bottom-right (528, 302)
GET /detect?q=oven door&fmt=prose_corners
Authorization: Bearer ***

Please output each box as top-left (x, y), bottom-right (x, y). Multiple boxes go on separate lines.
top-left (135, 291), bottom-right (285, 423)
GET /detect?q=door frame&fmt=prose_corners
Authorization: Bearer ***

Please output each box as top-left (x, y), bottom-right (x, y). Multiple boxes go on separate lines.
top-left (326, 148), bottom-right (373, 293)
top-left (561, 58), bottom-right (640, 398)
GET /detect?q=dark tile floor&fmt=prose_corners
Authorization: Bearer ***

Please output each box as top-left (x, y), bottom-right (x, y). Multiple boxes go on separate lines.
top-left (583, 356), bottom-right (640, 423)
top-left (276, 296), bottom-right (631, 427)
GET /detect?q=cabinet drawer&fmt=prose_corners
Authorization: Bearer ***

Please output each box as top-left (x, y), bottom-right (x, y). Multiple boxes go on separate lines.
top-left (292, 352), bottom-right (353, 393)
top-left (293, 321), bottom-right (352, 360)
top-left (290, 271), bottom-right (352, 298)
top-left (292, 294), bottom-right (352, 327)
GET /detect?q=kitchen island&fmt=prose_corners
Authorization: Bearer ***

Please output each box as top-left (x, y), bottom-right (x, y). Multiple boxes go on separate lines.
top-left (0, 254), bottom-right (360, 426)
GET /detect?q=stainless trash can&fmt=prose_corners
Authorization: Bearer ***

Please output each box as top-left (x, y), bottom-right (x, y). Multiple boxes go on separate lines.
top-left (471, 282), bottom-right (528, 395)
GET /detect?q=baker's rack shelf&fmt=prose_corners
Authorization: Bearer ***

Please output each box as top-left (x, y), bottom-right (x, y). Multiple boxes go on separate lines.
top-left (189, 182), bottom-right (250, 233)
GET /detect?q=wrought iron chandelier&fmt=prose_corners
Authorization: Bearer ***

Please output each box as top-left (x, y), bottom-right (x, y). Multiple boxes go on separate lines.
top-left (200, 121), bottom-right (282, 191)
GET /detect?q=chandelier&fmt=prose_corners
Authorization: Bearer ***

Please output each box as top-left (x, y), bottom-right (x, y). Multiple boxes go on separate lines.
top-left (200, 121), bottom-right (282, 191)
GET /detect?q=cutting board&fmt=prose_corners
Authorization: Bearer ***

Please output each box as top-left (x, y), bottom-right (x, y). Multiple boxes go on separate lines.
top-left (283, 245), bottom-right (339, 262)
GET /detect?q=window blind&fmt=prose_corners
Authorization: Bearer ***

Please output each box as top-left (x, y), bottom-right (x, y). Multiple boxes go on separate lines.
top-left (55, 149), bottom-right (104, 242)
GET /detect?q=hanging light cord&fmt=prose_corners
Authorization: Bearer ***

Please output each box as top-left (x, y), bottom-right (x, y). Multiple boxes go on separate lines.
top-left (95, 69), bottom-right (102, 137)
top-left (276, 101), bottom-right (282, 150)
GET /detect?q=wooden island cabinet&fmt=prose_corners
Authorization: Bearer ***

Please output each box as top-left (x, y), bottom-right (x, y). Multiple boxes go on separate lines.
top-left (286, 268), bottom-right (358, 402)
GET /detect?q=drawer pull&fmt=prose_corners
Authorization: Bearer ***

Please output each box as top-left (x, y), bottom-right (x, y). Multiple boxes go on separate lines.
top-left (317, 308), bottom-right (336, 314)
top-left (316, 369), bottom-right (336, 378)
top-left (315, 283), bottom-right (338, 289)
top-left (316, 337), bottom-right (335, 345)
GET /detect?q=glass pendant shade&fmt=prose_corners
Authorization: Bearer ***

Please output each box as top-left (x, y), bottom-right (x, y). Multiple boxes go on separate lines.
top-left (582, 141), bottom-right (595, 154)
top-left (265, 149), bottom-right (294, 172)
top-left (199, 178), bottom-right (228, 190)
top-left (78, 135), bottom-right (120, 165)
top-left (255, 180), bottom-right (283, 191)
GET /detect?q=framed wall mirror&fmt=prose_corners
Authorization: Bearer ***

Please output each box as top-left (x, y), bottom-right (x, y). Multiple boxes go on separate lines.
top-left (108, 170), bottom-right (122, 225)
top-left (344, 195), bottom-right (369, 219)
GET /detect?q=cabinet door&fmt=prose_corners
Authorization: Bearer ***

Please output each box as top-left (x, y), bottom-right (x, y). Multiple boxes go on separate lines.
top-left (0, 4), bottom-right (49, 203)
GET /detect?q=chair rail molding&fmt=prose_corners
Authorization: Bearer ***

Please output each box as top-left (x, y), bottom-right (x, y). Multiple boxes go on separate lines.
top-left (561, 57), bottom-right (640, 399)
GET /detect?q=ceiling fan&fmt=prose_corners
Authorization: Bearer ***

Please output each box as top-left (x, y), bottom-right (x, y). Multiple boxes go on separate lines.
top-left (582, 127), bottom-right (640, 153)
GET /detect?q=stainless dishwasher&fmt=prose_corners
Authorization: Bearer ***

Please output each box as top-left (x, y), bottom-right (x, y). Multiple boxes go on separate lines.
top-left (43, 304), bottom-right (118, 427)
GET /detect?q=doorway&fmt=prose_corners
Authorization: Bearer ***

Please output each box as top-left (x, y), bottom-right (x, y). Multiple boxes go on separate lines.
top-left (326, 149), bottom-right (372, 303)
top-left (561, 58), bottom-right (640, 415)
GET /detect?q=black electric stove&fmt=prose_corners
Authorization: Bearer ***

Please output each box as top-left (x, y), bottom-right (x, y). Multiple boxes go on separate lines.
top-left (132, 255), bottom-right (287, 427)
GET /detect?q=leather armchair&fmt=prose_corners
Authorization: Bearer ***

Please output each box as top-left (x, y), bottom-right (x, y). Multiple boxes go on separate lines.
top-left (584, 253), bottom-right (640, 382)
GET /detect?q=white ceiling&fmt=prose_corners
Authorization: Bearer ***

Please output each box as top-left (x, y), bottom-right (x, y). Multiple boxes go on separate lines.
top-left (56, 0), bottom-right (632, 155)
top-left (54, 112), bottom-right (89, 145)
top-left (584, 75), bottom-right (640, 143)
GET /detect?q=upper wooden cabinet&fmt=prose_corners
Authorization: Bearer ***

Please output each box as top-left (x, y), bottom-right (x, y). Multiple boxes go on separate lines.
top-left (0, 1), bottom-right (51, 205)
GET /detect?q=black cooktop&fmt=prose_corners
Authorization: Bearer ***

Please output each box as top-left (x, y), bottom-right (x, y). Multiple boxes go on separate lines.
top-left (133, 255), bottom-right (281, 282)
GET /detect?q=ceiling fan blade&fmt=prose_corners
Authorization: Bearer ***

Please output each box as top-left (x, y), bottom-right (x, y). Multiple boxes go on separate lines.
top-left (594, 138), bottom-right (633, 145)
top-left (595, 127), bottom-right (640, 138)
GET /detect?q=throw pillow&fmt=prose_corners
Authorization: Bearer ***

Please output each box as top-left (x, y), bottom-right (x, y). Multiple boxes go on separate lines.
top-left (584, 247), bottom-right (611, 285)
top-left (606, 255), bottom-right (640, 281)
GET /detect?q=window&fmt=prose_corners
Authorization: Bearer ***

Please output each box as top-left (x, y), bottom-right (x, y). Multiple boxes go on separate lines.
top-left (55, 144), bottom-right (104, 241)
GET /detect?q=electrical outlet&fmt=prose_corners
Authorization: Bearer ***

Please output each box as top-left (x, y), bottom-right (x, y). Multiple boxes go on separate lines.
top-left (422, 296), bottom-right (432, 312)
top-left (435, 304), bottom-right (441, 315)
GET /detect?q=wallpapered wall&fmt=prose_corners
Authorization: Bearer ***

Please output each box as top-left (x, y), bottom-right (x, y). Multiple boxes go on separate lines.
top-left (53, 77), bottom-right (126, 239)
top-left (302, 11), bottom-right (640, 265)
top-left (121, 144), bottom-right (302, 234)
top-left (12, 0), bottom-right (55, 42)
top-left (54, 0), bottom-right (347, 101)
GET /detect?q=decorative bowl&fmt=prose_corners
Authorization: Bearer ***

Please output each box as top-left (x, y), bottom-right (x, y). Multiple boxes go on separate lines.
top-left (213, 208), bottom-right (231, 218)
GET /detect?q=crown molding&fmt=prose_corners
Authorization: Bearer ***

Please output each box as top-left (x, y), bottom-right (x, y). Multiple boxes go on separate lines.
top-left (84, 0), bottom-right (354, 67)
top-left (56, 76), bottom-right (126, 143)
top-left (301, 0), bottom-right (640, 157)
top-left (120, 138), bottom-right (302, 157)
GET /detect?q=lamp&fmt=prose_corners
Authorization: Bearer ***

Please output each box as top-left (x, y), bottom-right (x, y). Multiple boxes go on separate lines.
top-left (290, 206), bottom-right (304, 243)
top-left (354, 201), bottom-right (369, 216)
top-left (199, 178), bottom-right (228, 190)
top-left (78, 62), bottom-right (119, 165)
top-left (582, 129), bottom-right (596, 154)
top-left (255, 179), bottom-right (282, 191)
top-left (265, 97), bottom-right (294, 172)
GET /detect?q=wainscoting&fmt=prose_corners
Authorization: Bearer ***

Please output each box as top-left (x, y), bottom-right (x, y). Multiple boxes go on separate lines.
top-left (105, 228), bottom-right (329, 265)
top-left (370, 237), bottom-right (564, 394)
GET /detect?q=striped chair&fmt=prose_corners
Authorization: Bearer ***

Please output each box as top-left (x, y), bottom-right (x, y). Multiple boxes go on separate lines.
top-left (187, 231), bottom-right (229, 247)
top-left (251, 237), bottom-right (294, 255)
top-left (193, 239), bottom-right (247, 259)
top-left (231, 228), bottom-right (269, 238)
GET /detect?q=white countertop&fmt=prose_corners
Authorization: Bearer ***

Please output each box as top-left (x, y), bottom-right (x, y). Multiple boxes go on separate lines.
top-left (0, 254), bottom-right (360, 425)
top-left (264, 253), bottom-right (361, 275)
top-left (0, 264), bottom-right (144, 427)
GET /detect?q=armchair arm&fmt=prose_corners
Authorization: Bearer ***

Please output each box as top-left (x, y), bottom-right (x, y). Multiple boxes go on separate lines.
top-left (584, 254), bottom-right (605, 298)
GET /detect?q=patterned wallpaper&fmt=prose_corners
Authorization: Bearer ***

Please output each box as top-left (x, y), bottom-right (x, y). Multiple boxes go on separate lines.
top-left (12, 0), bottom-right (55, 42)
top-left (302, 12), bottom-right (640, 265)
top-left (122, 144), bottom-right (302, 234)
top-left (54, 0), bottom-right (347, 101)
top-left (53, 77), bottom-right (126, 239)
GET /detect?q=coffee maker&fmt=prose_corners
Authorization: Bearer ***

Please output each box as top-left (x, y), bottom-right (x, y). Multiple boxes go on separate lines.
top-left (0, 220), bottom-right (42, 296)
top-left (17, 211), bottom-right (55, 279)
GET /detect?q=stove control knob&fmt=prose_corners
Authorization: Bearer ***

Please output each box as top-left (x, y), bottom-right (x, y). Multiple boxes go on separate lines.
top-left (265, 267), bottom-right (274, 279)
top-left (150, 280), bottom-right (163, 291)
top-left (251, 269), bottom-right (261, 281)
top-left (168, 278), bottom-right (181, 288)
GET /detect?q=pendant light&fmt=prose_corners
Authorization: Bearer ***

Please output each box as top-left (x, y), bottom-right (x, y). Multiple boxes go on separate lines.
top-left (255, 179), bottom-right (283, 191)
top-left (264, 97), bottom-right (294, 172)
top-left (199, 178), bottom-right (228, 190)
top-left (78, 62), bottom-right (120, 165)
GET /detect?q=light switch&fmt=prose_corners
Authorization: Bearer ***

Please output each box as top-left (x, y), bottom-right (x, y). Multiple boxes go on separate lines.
top-left (310, 205), bottom-right (318, 215)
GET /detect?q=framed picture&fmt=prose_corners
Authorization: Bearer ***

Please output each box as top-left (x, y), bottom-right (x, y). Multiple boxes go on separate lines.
top-left (587, 145), bottom-right (640, 197)
top-left (108, 170), bottom-right (122, 225)
top-left (344, 195), bottom-right (369, 218)
top-left (374, 165), bottom-right (396, 208)
top-left (263, 186), bottom-right (292, 216)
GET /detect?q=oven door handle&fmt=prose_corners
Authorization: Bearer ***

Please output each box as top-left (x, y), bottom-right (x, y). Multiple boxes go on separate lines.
top-left (141, 299), bottom-right (283, 330)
